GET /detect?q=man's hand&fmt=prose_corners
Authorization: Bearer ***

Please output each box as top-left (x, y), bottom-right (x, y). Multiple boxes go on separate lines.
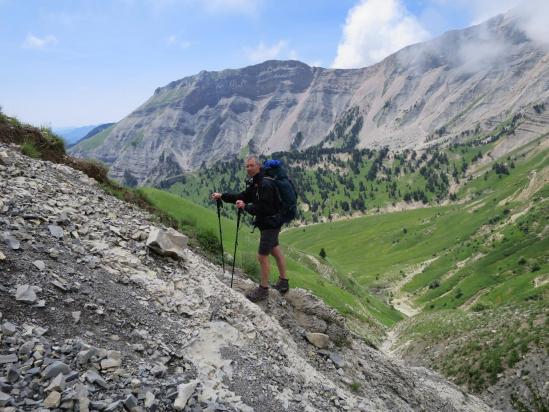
top-left (236, 200), bottom-right (246, 209)
top-left (211, 192), bottom-right (222, 201)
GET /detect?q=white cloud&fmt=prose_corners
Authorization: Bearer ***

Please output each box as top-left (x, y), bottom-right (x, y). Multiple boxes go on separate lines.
top-left (435, 0), bottom-right (549, 48)
top-left (512, 0), bottom-right (549, 47)
top-left (166, 34), bottom-right (192, 49)
top-left (288, 49), bottom-right (299, 60)
top-left (22, 33), bottom-right (58, 50)
top-left (245, 40), bottom-right (287, 63)
top-left (332, 0), bottom-right (430, 68)
top-left (445, 0), bottom-right (520, 24)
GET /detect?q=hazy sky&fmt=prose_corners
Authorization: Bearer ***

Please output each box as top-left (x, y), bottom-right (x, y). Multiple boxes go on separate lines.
top-left (0, 0), bottom-right (524, 128)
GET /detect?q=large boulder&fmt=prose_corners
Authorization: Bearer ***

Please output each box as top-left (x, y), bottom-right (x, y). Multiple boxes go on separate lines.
top-left (146, 227), bottom-right (188, 259)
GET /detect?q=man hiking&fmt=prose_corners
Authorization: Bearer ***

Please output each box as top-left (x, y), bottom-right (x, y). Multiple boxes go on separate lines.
top-left (211, 155), bottom-right (289, 302)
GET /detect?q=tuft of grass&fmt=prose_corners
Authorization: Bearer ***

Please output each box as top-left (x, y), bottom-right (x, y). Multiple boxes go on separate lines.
top-left (68, 158), bottom-right (110, 184)
top-left (21, 141), bottom-right (40, 158)
top-left (0, 113), bottom-right (66, 161)
top-left (196, 227), bottom-right (222, 256)
top-left (240, 252), bottom-right (260, 281)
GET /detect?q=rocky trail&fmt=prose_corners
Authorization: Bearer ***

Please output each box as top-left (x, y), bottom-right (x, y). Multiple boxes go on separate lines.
top-left (0, 143), bottom-right (491, 411)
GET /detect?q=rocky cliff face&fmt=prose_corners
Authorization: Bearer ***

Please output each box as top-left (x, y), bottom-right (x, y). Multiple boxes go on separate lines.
top-left (69, 11), bottom-right (549, 186)
top-left (0, 144), bottom-right (491, 410)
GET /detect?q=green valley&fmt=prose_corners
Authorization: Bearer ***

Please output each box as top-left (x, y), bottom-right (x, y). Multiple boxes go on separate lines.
top-left (148, 126), bottom-right (548, 404)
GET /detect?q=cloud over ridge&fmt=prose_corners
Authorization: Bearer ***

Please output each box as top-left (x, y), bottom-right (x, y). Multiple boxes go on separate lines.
top-left (332, 0), bottom-right (429, 69)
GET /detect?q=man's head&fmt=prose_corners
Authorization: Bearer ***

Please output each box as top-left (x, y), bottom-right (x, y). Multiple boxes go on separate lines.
top-left (245, 155), bottom-right (261, 177)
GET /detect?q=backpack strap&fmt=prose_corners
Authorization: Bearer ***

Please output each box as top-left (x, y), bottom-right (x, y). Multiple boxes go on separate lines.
top-left (263, 176), bottom-right (283, 207)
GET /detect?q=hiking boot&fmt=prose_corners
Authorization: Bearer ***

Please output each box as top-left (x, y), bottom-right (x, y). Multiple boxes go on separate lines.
top-left (245, 285), bottom-right (269, 302)
top-left (273, 277), bottom-right (289, 294)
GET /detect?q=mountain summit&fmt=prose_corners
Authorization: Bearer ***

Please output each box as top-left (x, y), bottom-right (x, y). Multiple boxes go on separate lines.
top-left (70, 12), bottom-right (549, 185)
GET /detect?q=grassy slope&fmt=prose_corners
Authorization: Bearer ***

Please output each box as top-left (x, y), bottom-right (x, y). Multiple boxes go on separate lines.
top-left (281, 136), bottom-right (548, 395)
top-left (138, 188), bottom-right (402, 338)
top-left (282, 138), bottom-right (547, 308)
top-left (73, 124), bottom-right (114, 151)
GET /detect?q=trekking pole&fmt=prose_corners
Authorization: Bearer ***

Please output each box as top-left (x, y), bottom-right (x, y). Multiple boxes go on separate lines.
top-left (216, 199), bottom-right (225, 274)
top-left (230, 208), bottom-right (243, 289)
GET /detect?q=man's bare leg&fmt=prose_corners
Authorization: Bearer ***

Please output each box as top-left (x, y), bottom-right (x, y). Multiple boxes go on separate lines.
top-left (271, 245), bottom-right (287, 279)
top-left (257, 254), bottom-right (270, 287)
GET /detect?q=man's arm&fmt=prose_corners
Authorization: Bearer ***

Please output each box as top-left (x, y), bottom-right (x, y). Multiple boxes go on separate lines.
top-left (220, 191), bottom-right (246, 204)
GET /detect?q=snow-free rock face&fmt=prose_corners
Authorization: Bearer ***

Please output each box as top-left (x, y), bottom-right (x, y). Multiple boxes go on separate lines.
top-left (70, 11), bottom-right (549, 186)
top-left (0, 144), bottom-right (492, 410)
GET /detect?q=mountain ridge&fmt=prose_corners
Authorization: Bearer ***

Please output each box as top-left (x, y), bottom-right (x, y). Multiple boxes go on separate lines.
top-left (69, 11), bottom-right (549, 185)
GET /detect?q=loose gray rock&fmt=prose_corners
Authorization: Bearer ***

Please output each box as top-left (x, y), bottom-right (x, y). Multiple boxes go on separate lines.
top-left (48, 224), bottom-right (64, 238)
top-left (43, 390), bottom-right (61, 409)
top-left (7, 367), bottom-right (20, 383)
top-left (329, 352), bottom-right (345, 369)
top-left (173, 380), bottom-right (199, 411)
top-left (14, 284), bottom-right (40, 303)
top-left (43, 361), bottom-right (71, 379)
top-left (75, 383), bottom-right (90, 412)
top-left (100, 357), bottom-right (121, 370)
top-left (0, 354), bottom-right (18, 364)
top-left (85, 370), bottom-right (109, 389)
top-left (32, 260), bottom-right (46, 271)
top-left (0, 391), bottom-right (13, 407)
top-left (45, 373), bottom-right (66, 392)
top-left (72, 311), bottom-right (81, 324)
top-left (123, 394), bottom-right (138, 411)
top-left (144, 391), bottom-right (156, 408)
top-left (2, 321), bottom-right (16, 335)
top-left (2, 232), bottom-right (20, 250)
top-left (150, 363), bottom-right (167, 378)
top-left (305, 332), bottom-right (331, 349)
top-left (104, 400), bottom-right (123, 412)
top-left (131, 230), bottom-right (147, 241)
top-left (18, 339), bottom-right (36, 355)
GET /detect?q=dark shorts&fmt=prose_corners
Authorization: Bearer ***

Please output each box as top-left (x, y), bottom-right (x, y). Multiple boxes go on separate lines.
top-left (258, 228), bottom-right (280, 255)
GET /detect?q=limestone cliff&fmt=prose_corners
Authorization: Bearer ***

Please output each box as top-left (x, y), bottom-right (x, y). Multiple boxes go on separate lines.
top-left (70, 12), bottom-right (549, 186)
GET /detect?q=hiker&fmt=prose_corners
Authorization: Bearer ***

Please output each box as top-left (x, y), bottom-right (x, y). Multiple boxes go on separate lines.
top-left (211, 155), bottom-right (289, 302)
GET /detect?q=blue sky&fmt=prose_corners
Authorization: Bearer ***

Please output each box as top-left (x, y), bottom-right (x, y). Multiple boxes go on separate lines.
top-left (0, 0), bottom-right (521, 127)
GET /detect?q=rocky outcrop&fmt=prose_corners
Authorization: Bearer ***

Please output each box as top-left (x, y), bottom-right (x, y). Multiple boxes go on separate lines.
top-left (70, 11), bottom-right (549, 186)
top-left (0, 143), bottom-right (491, 410)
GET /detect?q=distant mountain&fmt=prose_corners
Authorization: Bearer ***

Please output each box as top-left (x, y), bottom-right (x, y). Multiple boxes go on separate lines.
top-left (69, 123), bottom-right (115, 148)
top-left (54, 125), bottom-right (99, 145)
top-left (70, 11), bottom-right (549, 185)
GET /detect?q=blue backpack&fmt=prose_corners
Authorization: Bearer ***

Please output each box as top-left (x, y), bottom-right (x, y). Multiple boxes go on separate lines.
top-left (263, 160), bottom-right (298, 224)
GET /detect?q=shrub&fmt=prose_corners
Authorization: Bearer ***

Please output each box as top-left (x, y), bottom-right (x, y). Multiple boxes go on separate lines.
top-left (21, 141), bottom-right (40, 158)
top-left (319, 248), bottom-right (327, 259)
top-left (196, 228), bottom-right (220, 255)
top-left (471, 302), bottom-right (489, 312)
top-left (429, 280), bottom-right (440, 289)
top-left (69, 158), bottom-right (110, 184)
